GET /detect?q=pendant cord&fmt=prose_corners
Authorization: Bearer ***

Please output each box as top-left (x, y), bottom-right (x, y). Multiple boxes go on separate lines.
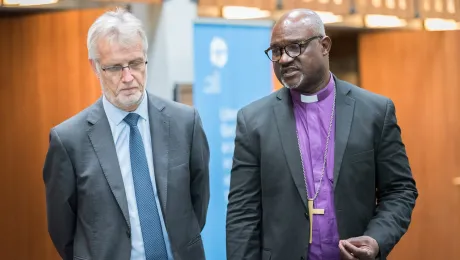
top-left (296, 86), bottom-right (336, 201)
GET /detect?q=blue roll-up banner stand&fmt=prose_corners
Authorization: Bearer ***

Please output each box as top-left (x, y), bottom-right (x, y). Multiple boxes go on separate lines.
top-left (193, 19), bottom-right (274, 259)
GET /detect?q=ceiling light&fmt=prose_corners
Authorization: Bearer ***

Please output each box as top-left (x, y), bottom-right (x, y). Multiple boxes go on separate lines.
top-left (424, 18), bottom-right (459, 31)
top-left (222, 6), bottom-right (270, 20)
top-left (3, 0), bottom-right (58, 6)
top-left (365, 14), bottom-right (407, 28)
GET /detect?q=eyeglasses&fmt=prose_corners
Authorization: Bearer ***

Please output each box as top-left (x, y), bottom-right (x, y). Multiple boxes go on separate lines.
top-left (264, 36), bottom-right (323, 62)
top-left (100, 60), bottom-right (148, 78)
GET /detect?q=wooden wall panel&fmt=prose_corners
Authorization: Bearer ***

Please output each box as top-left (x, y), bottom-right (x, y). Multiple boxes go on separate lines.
top-left (198, 0), bottom-right (278, 10)
top-left (418, 0), bottom-right (459, 19)
top-left (356, 0), bottom-right (415, 18)
top-left (282, 0), bottom-right (352, 14)
top-left (328, 30), bottom-right (359, 86)
top-left (0, 8), bottom-right (108, 259)
top-left (359, 30), bottom-right (460, 260)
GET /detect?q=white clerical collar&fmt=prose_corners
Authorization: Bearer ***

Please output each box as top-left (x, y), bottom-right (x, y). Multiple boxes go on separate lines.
top-left (300, 94), bottom-right (319, 103)
top-left (297, 74), bottom-right (334, 103)
top-left (290, 72), bottom-right (335, 104)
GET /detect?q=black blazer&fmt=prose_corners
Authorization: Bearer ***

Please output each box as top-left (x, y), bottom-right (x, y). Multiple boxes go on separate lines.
top-left (226, 77), bottom-right (418, 260)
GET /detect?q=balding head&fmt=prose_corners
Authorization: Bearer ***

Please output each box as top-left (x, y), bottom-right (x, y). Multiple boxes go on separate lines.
top-left (266, 9), bottom-right (332, 94)
top-left (274, 9), bottom-right (325, 38)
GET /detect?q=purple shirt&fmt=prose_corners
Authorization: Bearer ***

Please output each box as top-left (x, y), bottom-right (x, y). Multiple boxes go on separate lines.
top-left (290, 73), bottom-right (340, 260)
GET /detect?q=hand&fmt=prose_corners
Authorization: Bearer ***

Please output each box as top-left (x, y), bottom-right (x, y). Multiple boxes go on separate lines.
top-left (339, 236), bottom-right (379, 260)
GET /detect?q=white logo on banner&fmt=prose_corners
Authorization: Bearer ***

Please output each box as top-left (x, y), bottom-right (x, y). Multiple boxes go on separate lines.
top-left (203, 70), bottom-right (221, 94)
top-left (204, 37), bottom-right (227, 94)
top-left (210, 37), bottom-right (228, 68)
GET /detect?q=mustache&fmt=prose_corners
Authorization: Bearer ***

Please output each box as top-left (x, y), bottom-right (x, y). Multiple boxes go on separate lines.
top-left (280, 66), bottom-right (300, 74)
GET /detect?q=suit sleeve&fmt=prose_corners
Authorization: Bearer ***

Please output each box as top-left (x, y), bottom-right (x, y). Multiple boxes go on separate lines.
top-left (364, 99), bottom-right (418, 258)
top-left (43, 129), bottom-right (77, 260)
top-left (190, 109), bottom-right (210, 230)
top-left (226, 109), bottom-right (261, 260)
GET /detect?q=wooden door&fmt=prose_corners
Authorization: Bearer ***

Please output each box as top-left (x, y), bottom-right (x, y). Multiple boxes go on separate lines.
top-left (359, 30), bottom-right (460, 260)
top-left (0, 8), bottom-right (107, 259)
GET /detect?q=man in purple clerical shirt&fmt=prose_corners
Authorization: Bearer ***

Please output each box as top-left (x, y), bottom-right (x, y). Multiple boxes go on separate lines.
top-left (226, 8), bottom-right (418, 260)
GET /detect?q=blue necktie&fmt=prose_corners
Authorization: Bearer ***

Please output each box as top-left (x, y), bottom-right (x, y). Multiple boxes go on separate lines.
top-left (124, 113), bottom-right (168, 260)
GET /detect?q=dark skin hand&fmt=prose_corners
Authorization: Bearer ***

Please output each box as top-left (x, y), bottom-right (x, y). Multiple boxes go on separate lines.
top-left (339, 236), bottom-right (379, 260)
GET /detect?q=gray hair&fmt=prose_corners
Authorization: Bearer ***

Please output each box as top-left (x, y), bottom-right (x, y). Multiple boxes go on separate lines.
top-left (87, 8), bottom-right (148, 60)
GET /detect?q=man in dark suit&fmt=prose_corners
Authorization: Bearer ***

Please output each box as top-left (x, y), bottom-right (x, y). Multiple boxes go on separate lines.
top-left (226, 9), bottom-right (418, 260)
top-left (43, 8), bottom-right (209, 260)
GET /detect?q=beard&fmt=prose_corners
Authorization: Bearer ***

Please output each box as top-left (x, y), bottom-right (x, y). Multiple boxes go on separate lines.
top-left (282, 73), bottom-right (304, 90)
top-left (101, 79), bottom-right (145, 111)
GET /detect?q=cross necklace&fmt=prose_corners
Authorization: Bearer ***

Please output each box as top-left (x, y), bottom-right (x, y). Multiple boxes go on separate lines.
top-left (295, 86), bottom-right (336, 244)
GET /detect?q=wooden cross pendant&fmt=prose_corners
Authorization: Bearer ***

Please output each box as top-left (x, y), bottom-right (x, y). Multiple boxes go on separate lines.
top-left (307, 199), bottom-right (324, 243)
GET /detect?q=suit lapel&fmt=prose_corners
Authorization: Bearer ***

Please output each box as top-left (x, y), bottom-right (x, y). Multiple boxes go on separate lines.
top-left (147, 94), bottom-right (169, 213)
top-left (333, 78), bottom-right (355, 189)
top-left (273, 78), bottom-right (356, 206)
top-left (87, 99), bottom-right (130, 229)
top-left (273, 88), bottom-right (308, 210)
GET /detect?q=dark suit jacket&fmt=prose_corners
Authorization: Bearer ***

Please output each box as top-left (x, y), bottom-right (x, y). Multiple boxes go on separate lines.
top-left (43, 93), bottom-right (210, 260)
top-left (226, 77), bottom-right (418, 260)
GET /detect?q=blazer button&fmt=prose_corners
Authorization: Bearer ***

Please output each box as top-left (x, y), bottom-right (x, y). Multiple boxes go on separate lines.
top-left (301, 257), bottom-right (305, 260)
top-left (126, 230), bottom-right (131, 238)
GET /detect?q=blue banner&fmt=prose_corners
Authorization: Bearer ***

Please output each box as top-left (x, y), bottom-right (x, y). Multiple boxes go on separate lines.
top-left (193, 19), bottom-right (273, 259)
